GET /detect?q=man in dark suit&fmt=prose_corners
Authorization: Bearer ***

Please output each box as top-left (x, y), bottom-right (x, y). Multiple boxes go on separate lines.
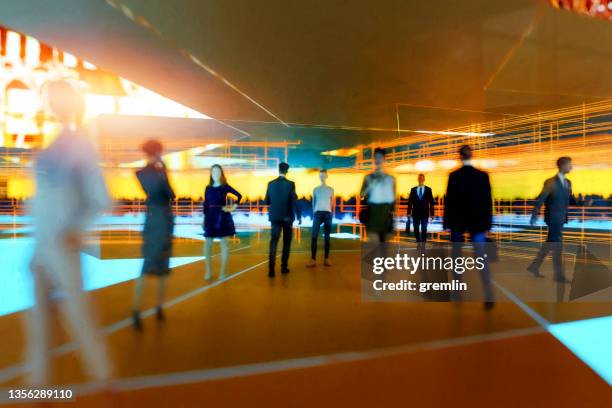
top-left (264, 162), bottom-right (301, 277)
top-left (443, 145), bottom-right (494, 309)
top-left (528, 156), bottom-right (576, 282)
top-left (407, 174), bottom-right (434, 243)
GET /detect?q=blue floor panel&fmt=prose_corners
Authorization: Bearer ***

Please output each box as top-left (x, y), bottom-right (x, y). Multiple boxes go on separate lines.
top-left (548, 315), bottom-right (612, 386)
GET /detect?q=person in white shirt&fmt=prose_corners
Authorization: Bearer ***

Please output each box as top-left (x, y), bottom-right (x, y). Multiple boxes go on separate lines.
top-left (27, 80), bottom-right (112, 386)
top-left (360, 147), bottom-right (396, 243)
top-left (307, 169), bottom-right (334, 267)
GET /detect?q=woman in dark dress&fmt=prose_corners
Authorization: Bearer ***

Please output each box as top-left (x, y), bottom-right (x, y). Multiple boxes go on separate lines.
top-left (203, 164), bottom-right (242, 280)
top-left (132, 140), bottom-right (175, 330)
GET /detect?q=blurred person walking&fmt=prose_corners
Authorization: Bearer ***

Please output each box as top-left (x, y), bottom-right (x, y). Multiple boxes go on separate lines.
top-left (265, 162), bottom-right (301, 277)
top-left (307, 169), bottom-right (334, 267)
top-left (203, 164), bottom-right (242, 280)
top-left (28, 80), bottom-right (112, 385)
top-left (443, 145), bottom-right (495, 309)
top-left (360, 148), bottom-right (396, 243)
top-left (132, 140), bottom-right (175, 330)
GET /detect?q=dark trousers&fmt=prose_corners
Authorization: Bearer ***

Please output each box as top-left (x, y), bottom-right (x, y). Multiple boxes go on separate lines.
top-left (412, 216), bottom-right (428, 242)
top-left (270, 220), bottom-right (293, 273)
top-left (530, 222), bottom-right (564, 279)
top-left (311, 211), bottom-right (332, 260)
top-left (450, 231), bottom-right (494, 302)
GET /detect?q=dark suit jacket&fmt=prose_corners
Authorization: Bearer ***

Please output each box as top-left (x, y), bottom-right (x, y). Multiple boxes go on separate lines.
top-left (443, 165), bottom-right (492, 233)
top-left (136, 162), bottom-right (175, 272)
top-left (407, 185), bottom-right (434, 218)
top-left (532, 175), bottom-right (576, 226)
top-left (264, 176), bottom-right (300, 222)
top-left (136, 162), bottom-right (175, 207)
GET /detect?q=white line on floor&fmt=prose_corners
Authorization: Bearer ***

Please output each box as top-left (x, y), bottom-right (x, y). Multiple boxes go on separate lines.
top-left (0, 244), bottom-right (261, 384)
top-left (67, 325), bottom-right (544, 395)
top-left (492, 280), bottom-right (551, 328)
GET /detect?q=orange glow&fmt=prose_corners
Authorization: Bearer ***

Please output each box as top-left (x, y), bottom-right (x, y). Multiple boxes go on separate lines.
top-left (0, 26), bottom-right (211, 150)
top-left (7, 166), bottom-right (610, 201)
top-left (321, 148), bottom-right (360, 157)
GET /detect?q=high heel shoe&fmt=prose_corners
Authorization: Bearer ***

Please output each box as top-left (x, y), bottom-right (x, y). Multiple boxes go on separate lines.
top-left (156, 306), bottom-right (165, 321)
top-left (132, 311), bottom-right (143, 330)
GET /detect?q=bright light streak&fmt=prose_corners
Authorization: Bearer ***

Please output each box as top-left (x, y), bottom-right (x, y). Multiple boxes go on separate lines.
top-left (190, 144), bottom-right (224, 155)
top-left (415, 159), bottom-right (435, 172)
top-left (321, 148), bottom-right (360, 157)
top-left (118, 96), bottom-right (149, 116)
top-left (414, 130), bottom-right (495, 137)
top-left (478, 159), bottom-right (498, 169)
top-left (85, 94), bottom-right (116, 117)
top-left (118, 159), bottom-right (146, 169)
top-left (191, 156), bottom-right (250, 168)
top-left (394, 163), bottom-right (414, 172)
top-left (440, 159), bottom-right (459, 169)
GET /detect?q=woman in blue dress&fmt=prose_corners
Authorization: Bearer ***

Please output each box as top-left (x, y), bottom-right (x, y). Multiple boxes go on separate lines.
top-left (203, 164), bottom-right (242, 280)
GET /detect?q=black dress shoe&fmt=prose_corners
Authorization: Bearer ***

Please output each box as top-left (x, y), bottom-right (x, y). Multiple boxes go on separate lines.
top-left (132, 311), bottom-right (143, 330)
top-left (281, 268), bottom-right (290, 274)
top-left (527, 265), bottom-right (544, 278)
top-left (483, 301), bottom-right (495, 310)
top-left (268, 271), bottom-right (276, 277)
top-left (155, 306), bottom-right (165, 321)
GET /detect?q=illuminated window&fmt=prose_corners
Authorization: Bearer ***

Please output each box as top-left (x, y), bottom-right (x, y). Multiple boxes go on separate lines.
top-left (6, 118), bottom-right (39, 136)
top-left (6, 31), bottom-right (21, 63)
top-left (63, 52), bottom-right (78, 68)
top-left (24, 37), bottom-right (40, 66)
top-left (6, 87), bottom-right (37, 115)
